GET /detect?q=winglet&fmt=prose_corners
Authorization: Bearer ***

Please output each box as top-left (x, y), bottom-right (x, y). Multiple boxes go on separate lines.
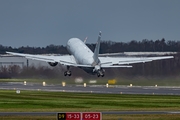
top-left (93, 31), bottom-right (101, 65)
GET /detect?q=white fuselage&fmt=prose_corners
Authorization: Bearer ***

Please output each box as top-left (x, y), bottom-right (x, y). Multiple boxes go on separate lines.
top-left (66, 38), bottom-right (94, 66)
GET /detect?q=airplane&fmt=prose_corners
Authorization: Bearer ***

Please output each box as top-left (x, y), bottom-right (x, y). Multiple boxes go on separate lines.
top-left (6, 31), bottom-right (174, 77)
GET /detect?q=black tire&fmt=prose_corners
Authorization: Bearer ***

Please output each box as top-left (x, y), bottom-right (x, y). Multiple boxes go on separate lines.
top-left (64, 72), bottom-right (67, 76)
top-left (68, 71), bottom-right (71, 76)
top-left (97, 73), bottom-right (100, 77)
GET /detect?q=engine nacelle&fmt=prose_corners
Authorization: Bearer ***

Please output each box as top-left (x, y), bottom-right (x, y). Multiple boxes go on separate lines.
top-left (48, 62), bottom-right (58, 67)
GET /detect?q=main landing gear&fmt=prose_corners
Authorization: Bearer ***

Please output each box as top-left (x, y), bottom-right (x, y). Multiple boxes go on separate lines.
top-left (64, 66), bottom-right (71, 76)
top-left (64, 71), bottom-right (71, 76)
top-left (97, 69), bottom-right (105, 77)
top-left (93, 65), bottom-right (105, 77)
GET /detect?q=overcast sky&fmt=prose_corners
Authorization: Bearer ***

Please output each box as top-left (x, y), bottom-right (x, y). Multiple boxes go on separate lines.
top-left (0, 0), bottom-right (180, 47)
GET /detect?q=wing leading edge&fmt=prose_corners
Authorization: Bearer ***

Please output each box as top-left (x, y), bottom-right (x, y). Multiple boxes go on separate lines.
top-left (6, 52), bottom-right (98, 67)
top-left (99, 56), bottom-right (174, 67)
top-left (6, 52), bottom-right (173, 68)
top-left (6, 52), bottom-right (78, 66)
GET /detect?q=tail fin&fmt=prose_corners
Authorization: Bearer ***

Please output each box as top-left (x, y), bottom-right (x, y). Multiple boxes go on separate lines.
top-left (93, 31), bottom-right (101, 65)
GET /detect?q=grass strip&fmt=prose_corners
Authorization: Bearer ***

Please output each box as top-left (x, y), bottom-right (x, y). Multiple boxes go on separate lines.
top-left (0, 90), bottom-right (180, 112)
top-left (1, 90), bottom-right (180, 119)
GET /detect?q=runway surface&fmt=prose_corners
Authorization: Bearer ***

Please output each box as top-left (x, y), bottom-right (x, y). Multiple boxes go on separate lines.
top-left (1, 82), bottom-right (180, 95)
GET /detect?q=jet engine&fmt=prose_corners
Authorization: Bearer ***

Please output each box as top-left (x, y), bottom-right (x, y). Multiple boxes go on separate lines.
top-left (48, 62), bottom-right (58, 67)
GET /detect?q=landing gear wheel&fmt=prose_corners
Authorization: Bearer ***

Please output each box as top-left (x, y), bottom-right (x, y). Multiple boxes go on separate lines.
top-left (64, 66), bottom-right (72, 77)
top-left (64, 71), bottom-right (71, 76)
top-left (97, 70), bottom-right (104, 77)
top-left (64, 71), bottom-right (67, 76)
top-left (68, 71), bottom-right (72, 76)
top-left (97, 73), bottom-right (100, 77)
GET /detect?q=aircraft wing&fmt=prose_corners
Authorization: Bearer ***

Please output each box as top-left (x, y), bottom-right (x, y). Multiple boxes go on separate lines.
top-left (99, 52), bottom-right (176, 57)
top-left (6, 52), bottom-right (79, 66)
top-left (6, 52), bottom-right (173, 68)
top-left (99, 56), bottom-right (174, 67)
top-left (6, 52), bottom-right (104, 67)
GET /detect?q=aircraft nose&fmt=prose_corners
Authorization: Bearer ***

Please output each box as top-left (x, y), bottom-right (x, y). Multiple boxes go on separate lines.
top-left (67, 38), bottom-right (74, 47)
top-left (67, 38), bottom-right (80, 44)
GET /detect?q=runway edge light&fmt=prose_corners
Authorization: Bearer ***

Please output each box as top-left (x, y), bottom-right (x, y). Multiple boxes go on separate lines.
top-left (43, 82), bottom-right (46, 86)
top-left (16, 90), bottom-right (20, 94)
top-left (24, 81), bottom-right (26, 85)
top-left (106, 83), bottom-right (108, 88)
top-left (84, 83), bottom-right (86, 87)
top-left (62, 82), bottom-right (66, 87)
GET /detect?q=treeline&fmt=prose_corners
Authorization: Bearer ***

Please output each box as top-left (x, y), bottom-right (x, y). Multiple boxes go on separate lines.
top-left (0, 38), bottom-right (180, 79)
top-left (0, 45), bottom-right (68, 54)
top-left (0, 38), bottom-right (180, 54)
top-left (0, 65), bottom-right (62, 79)
top-left (0, 53), bottom-right (180, 79)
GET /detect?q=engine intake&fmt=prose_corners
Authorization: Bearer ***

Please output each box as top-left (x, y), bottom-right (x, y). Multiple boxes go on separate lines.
top-left (48, 62), bottom-right (58, 67)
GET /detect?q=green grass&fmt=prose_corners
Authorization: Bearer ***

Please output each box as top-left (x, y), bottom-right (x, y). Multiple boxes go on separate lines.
top-left (1, 90), bottom-right (180, 119)
top-left (0, 90), bottom-right (180, 112)
top-left (1, 114), bottom-right (180, 120)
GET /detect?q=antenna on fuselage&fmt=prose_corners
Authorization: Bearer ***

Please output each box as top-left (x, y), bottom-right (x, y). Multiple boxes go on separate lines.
top-left (84, 37), bottom-right (88, 43)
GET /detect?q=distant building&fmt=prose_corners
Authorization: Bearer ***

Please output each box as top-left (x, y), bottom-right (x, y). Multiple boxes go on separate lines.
top-left (0, 55), bottom-right (48, 68)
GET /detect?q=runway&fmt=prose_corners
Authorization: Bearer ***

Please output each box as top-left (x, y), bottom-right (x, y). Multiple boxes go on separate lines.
top-left (1, 82), bottom-right (180, 95)
top-left (1, 82), bottom-right (180, 116)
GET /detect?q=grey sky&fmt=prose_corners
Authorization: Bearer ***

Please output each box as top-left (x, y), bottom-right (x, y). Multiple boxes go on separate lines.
top-left (0, 0), bottom-right (180, 47)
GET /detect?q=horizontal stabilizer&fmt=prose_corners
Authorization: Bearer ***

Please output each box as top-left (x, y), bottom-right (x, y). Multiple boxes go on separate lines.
top-left (101, 65), bottom-right (132, 68)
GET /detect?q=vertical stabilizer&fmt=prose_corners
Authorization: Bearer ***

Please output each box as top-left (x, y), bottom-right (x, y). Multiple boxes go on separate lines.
top-left (93, 31), bottom-right (101, 66)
